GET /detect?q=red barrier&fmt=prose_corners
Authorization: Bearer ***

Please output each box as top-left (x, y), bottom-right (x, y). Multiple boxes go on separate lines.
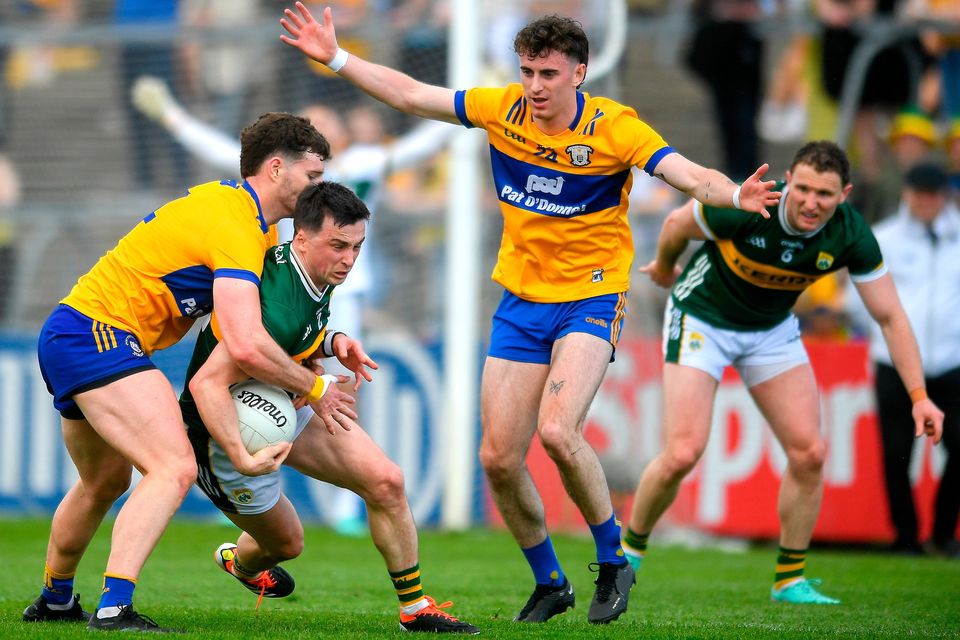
top-left (486, 339), bottom-right (953, 543)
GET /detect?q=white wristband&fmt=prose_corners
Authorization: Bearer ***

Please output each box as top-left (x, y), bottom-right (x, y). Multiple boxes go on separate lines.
top-left (732, 185), bottom-right (742, 210)
top-left (327, 48), bottom-right (349, 73)
top-left (321, 331), bottom-right (345, 358)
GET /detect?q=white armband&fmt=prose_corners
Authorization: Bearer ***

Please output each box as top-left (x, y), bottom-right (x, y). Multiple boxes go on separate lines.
top-left (732, 185), bottom-right (742, 210)
top-left (321, 331), bottom-right (345, 358)
top-left (327, 48), bottom-right (349, 73)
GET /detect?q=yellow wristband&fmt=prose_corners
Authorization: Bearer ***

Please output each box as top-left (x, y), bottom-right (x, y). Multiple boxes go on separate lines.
top-left (909, 388), bottom-right (928, 404)
top-left (305, 375), bottom-right (327, 403)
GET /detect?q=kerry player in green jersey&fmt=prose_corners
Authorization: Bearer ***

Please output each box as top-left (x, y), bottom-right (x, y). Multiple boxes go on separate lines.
top-left (621, 141), bottom-right (944, 604)
top-left (180, 182), bottom-right (479, 634)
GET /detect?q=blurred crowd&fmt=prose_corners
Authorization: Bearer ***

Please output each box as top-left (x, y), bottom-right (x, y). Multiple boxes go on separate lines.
top-left (0, 1), bottom-right (957, 336)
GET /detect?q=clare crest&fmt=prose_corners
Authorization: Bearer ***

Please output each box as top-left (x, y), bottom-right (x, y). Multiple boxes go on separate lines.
top-left (566, 144), bottom-right (593, 167)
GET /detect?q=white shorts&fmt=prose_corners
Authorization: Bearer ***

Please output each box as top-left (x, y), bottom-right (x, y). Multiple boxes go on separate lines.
top-left (661, 298), bottom-right (809, 386)
top-left (197, 406), bottom-right (316, 515)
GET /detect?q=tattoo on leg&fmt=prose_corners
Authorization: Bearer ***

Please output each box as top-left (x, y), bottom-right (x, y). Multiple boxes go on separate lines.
top-left (548, 380), bottom-right (565, 395)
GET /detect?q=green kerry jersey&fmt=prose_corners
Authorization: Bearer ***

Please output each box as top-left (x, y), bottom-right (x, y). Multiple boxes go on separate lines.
top-left (672, 182), bottom-right (886, 330)
top-left (179, 241), bottom-right (335, 418)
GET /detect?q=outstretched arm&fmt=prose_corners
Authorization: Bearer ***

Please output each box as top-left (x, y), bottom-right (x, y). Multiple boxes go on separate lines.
top-left (131, 76), bottom-right (240, 173)
top-left (280, 3), bottom-right (459, 123)
top-left (638, 199), bottom-right (706, 289)
top-left (855, 273), bottom-right (944, 443)
top-left (653, 153), bottom-right (780, 218)
top-left (386, 120), bottom-right (458, 173)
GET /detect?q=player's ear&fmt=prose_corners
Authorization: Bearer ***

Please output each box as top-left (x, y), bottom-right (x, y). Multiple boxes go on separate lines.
top-left (839, 183), bottom-right (854, 203)
top-left (574, 63), bottom-right (586, 88)
top-left (267, 155), bottom-right (284, 179)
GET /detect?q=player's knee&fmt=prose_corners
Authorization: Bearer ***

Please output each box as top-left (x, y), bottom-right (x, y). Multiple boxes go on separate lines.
top-left (87, 468), bottom-right (133, 505)
top-left (479, 443), bottom-right (522, 485)
top-left (787, 440), bottom-right (826, 475)
top-left (538, 420), bottom-right (579, 463)
top-left (155, 456), bottom-right (198, 499)
top-left (660, 444), bottom-right (703, 480)
top-left (364, 462), bottom-right (406, 511)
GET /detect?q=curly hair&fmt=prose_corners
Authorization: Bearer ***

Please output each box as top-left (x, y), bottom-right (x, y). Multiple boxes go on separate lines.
top-left (513, 15), bottom-right (589, 66)
top-left (239, 112), bottom-right (331, 178)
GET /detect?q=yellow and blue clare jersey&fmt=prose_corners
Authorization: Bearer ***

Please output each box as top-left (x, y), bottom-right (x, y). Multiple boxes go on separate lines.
top-left (454, 84), bottom-right (673, 302)
top-left (62, 180), bottom-right (278, 355)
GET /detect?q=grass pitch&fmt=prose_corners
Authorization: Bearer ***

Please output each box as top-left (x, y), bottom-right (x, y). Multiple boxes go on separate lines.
top-left (1, 517), bottom-right (958, 639)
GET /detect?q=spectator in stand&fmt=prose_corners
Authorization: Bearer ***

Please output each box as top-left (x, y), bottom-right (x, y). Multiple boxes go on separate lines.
top-left (846, 160), bottom-right (960, 557)
top-left (815, 0), bottom-right (934, 218)
top-left (114, 0), bottom-right (191, 189)
top-left (180, 0), bottom-right (262, 136)
top-left (684, 0), bottom-right (771, 181)
top-left (887, 105), bottom-right (937, 172)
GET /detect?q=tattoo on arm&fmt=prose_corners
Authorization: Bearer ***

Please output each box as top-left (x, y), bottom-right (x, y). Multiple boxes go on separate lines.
top-left (548, 379), bottom-right (565, 395)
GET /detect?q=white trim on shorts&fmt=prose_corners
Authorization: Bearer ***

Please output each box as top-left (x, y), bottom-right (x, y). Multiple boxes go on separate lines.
top-left (662, 297), bottom-right (809, 386)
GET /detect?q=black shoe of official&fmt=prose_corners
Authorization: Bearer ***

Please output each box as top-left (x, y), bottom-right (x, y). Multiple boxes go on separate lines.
top-left (514, 577), bottom-right (575, 622)
top-left (87, 604), bottom-right (182, 633)
top-left (22, 593), bottom-right (91, 622)
top-left (587, 561), bottom-right (634, 624)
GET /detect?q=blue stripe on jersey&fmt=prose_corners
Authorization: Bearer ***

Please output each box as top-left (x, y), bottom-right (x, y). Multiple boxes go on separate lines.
top-left (581, 108), bottom-right (604, 135)
top-left (143, 211), bottom-right (156, 223)
top-left (454, 90), bottom-right (473, 128)
top-left (241, 181), bottom-right (268, 232)
top-left (160, 265), bottom-right (215, 318)
top-left (643, 146), bottom-right (675, 175)
top-left (489, 145), bottom-right (629, 218)
top-left (506, 96), bottom-right (527, 125)
top-left (567, 92), bottom-right (585, 131)
top-left (214, 267), bottom-right (261, 285)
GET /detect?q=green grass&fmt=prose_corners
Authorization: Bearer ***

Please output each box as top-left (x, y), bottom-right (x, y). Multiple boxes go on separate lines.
top-left (1, 517), bottom-right (958, 639)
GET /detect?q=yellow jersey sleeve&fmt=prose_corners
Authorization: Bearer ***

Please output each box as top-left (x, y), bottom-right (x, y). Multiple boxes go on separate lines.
top-left (62, 180), bottom-right (274, 354)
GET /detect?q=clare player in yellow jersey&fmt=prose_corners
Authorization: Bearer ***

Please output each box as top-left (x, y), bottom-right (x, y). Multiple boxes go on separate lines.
top-left (280, 2), bottom-right (780, 625)
top-left (26, 113), bottom-right (336, 632)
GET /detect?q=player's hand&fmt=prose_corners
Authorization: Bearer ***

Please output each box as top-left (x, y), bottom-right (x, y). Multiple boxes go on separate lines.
top-left (131, 75), bottom-right (173, 122)
top-left (912, 398), bottom-right (944, 444)
top-left (292, 373), bottom-right (348, 408)
top-left (234, 441), bottom-right (292, 476)
top-left (312, 384), bottom-right (358, 434)
top-left (638, 259), bottom-right (681, 289)
top-left (280, 3), bottom-right (340, 65)
top-left (737, 163), bottom-right (780, 218)
top-left (332, 334), bottom-right (379, 391)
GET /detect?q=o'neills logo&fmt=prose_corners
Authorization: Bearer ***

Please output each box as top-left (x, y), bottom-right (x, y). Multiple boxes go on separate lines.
top-left (236, 390), bottom-right (288, 427)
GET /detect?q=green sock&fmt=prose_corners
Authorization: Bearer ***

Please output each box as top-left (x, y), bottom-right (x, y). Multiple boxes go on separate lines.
top-left (774, 546), bottom-right (806, 591)
top-left (622, 528), bottom-right (649, 571)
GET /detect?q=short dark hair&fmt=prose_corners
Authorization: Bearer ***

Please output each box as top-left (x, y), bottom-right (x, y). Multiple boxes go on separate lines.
top-left (239, 112), bottom-right (331, 178)
top-left (514, 15), bottom-right (589, 66)
top-left (293, 181), bottom-right (370, 234)
top-left (790, 140), bottom-right (851, 186)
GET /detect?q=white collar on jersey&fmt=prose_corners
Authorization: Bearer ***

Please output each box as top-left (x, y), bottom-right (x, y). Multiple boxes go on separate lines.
top-left (288, 243), bottom-right (330, 302)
